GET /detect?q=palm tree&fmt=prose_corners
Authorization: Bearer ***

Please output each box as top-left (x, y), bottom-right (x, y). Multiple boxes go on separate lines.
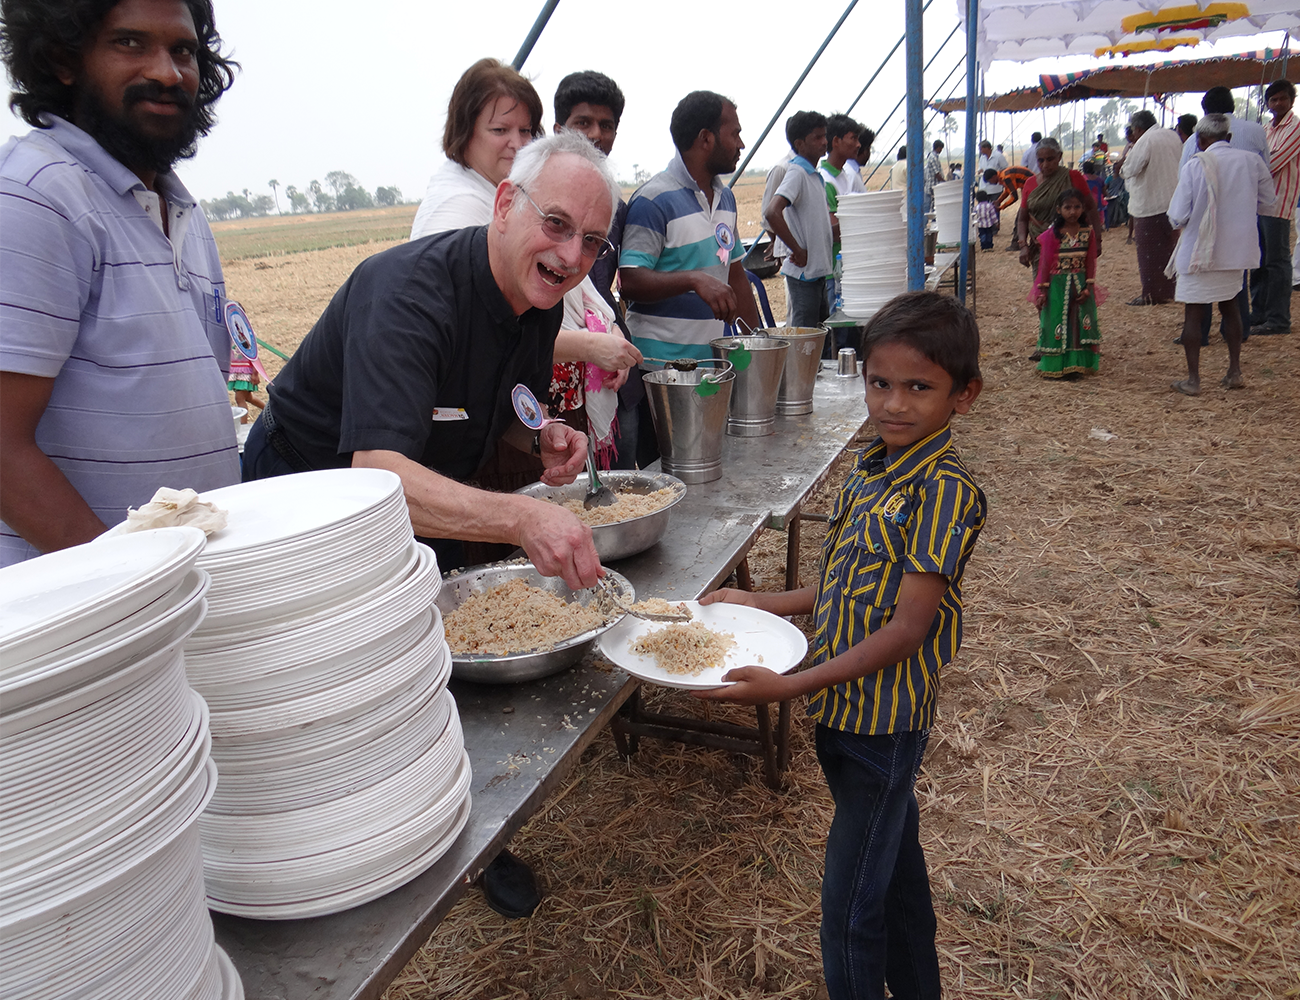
top-left (268, 179), bottom-right (280, 215)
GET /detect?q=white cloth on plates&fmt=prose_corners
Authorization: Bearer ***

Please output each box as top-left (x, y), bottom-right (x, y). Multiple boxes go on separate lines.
top-left (123, 487), bottom-right (228, 534)
top-left (1175, 268), bottom-right (1245, 304)
top-left (409, 159), bottom-right (497, 240)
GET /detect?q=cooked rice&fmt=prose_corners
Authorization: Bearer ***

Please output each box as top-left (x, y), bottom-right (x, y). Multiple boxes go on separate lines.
top-left (558, 487), bottom-right (678, 526)
top-left (443, 577), bottom-right (605, 655)
top-left (630, 621), bottom-right (736, 676)
top-left (629, 598), bottom-right (691, 619)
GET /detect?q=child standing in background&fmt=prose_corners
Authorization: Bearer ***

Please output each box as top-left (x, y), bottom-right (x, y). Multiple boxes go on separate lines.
top-left (975, 190), bottom-right (999, 250)
top-left (1033, 188), bottom-right (1102, 379)
top-left (699, 292), bottom-right (986, 1000)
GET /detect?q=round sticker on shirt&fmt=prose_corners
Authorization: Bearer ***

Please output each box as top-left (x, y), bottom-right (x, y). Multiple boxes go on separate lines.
top-left (714, 223), bottom-right (735, 252)
top-left (224, 301), bottom-right (258, 360)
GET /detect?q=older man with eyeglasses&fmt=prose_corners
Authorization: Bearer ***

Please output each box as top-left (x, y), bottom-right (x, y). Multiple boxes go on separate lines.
top-left (242, 130), bottom-right (619, 589)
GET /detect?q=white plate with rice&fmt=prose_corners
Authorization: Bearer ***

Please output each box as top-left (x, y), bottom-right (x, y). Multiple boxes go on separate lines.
top-left (597, 601), bottom-right (807, 690)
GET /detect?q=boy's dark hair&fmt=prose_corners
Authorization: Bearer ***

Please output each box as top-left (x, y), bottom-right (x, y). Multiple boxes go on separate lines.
top-left (670, 90), bottom-right (732, 152)
top-left (858, 125), bottom-right (875, 157)
top-left (1264, 79), bottom-right (1296, 103)
top-left (443, 58), bottom-right (544, 164)
top-left (896, 145), bottom-right (906, 160)
top-left (975, 189), bottom-right (989, 202)
top-left (982, 167), bottom-right (998, 182)
top-left (1031, 131), bottom-right (1043, 142)
top-left (1, 0), bottom-right (237, 131)
top-left (785, 109), bottom-right (826, 147)
top-left (932, 139), bottom-right (944, 151)
top-left (859, 291), bottom-right (981, 393)
top-left (1080, 159), bottom-right (1096, 175)
top-left (1201, 86), bottom-right (1234, 114)
top-left (554, 69), bottom-right (625, 126)
top-left (1176, 112), bottom-right (1198, 138)
top-left (825, 113), bottom-right (858, 142)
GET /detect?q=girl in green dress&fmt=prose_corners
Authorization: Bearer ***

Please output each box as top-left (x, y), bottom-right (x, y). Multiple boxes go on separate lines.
top-left (1032, 189), bottom-right (1102, 379)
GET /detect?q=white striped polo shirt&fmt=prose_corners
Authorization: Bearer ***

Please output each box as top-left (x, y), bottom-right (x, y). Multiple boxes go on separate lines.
top-left (619, 153), bottom-right (745, 363)
top-left (0, 117), bottom-right (239, 565)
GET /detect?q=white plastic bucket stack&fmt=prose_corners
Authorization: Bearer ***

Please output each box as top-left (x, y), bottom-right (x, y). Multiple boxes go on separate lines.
top-left (0, 527), bottom-right (242, 1000)
top-left (838, 190), bottom-right (908, 322)
top-left (932, 180), bottom-right (967, 245)
top-left (182, 468), bottom-right (470, 919)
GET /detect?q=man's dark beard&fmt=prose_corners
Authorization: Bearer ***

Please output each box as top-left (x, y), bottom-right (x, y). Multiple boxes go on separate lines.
top-left (74, 81), bottom-right (201, 176)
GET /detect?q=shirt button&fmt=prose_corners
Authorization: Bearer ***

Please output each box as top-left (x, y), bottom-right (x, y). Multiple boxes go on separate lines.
top-left (873, 543), bottom-right (882, 553)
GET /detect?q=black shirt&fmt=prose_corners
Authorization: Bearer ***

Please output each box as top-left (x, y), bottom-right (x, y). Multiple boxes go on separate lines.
top-left (268, 226), bottom-right (560, 481)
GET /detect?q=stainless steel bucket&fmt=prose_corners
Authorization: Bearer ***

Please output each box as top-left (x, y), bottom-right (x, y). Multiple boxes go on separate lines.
top-left (709, 336), bottom-right (791, 436)
top-left (642, 360), bottom-right (734, 484)
top-left (770, 327), bottom-right (828, 416)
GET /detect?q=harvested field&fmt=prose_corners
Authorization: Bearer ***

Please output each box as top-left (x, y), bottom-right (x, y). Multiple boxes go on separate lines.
top-left (216, 192), bottom-right (1299, 1000)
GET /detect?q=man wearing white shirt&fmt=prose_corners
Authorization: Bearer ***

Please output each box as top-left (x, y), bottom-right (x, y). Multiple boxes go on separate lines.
top-left (1121, 110), bottom-right (1184, 304)
top-left (1177, 87), bottom-right (1269, 345)
top-left (976, 140), bottom-right (1007, 177)
top-left (1168, 115), bottom-right (1275, 395)
top-left (1021, 132), bottom-right (1042, 169)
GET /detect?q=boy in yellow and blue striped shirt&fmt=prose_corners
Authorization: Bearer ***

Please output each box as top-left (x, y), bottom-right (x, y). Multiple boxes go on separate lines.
top-left (700, 291), bottom-right (985, 1000)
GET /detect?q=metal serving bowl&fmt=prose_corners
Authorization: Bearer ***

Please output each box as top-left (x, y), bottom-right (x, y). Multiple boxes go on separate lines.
top-left (513, 470), bottom-right (686, 562)
top-left (436, 562), bottom-right (634, 684)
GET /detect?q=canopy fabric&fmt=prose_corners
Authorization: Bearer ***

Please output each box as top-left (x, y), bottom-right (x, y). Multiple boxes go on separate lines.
top-left (930, 44), bottom-right (1296, 111)
top-left (961, 0), bottom-right (1300, 65)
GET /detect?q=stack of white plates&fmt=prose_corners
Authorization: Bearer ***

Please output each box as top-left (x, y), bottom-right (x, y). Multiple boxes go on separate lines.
top-left (933, 180), bottom-right (967, 245)
top-left (183, 469), bottom-right (470, 919)
top-left (838, 190), bottom-right (909, 321)
top-left (0, 528), bottom-right (241, 1000)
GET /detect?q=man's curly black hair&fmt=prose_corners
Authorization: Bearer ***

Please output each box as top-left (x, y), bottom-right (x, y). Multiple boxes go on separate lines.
top-left (0, 0), bottom-right (237, 132)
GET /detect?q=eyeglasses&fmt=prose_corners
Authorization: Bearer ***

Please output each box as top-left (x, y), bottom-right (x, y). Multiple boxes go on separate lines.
top-left (515, 185), bottom-right (615, 260)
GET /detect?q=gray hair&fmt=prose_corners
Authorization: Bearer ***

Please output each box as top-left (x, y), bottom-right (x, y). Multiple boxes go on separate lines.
top-left (1036, 137), bottom-right (1063, 154)
top-left (1130, 109), bottom-right (1158, 133)
top-left (507, 128), bottom-right (621, 234)
top-left (1196, 113), bottom-right (1231, 142)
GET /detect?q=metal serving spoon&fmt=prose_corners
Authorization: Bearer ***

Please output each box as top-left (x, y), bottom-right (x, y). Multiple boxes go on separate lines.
top-left (597, 577), bottom-right (691, 622)
top-left (583, 436), bottom-right (617, 510)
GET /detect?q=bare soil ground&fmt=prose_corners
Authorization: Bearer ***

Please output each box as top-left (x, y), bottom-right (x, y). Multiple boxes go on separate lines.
top-left (214, 200), bottom-right (1299, 1000)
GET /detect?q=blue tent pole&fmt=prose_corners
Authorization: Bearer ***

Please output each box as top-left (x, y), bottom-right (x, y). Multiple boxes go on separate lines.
top-left (906, 0), bottom-right (925, 291)
top-left (728, 0), bottom-right (860, 188)
top-left (844, 0), bottom-right (936, 117)
top-left (958, 0), bottom-right (979, 304)
top-left (511, 0), bottom-right (560, 71)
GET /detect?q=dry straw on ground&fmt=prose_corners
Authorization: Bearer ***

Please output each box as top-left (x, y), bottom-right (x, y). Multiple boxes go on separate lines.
top-left (218, 199), bottom-right (1299, 1000)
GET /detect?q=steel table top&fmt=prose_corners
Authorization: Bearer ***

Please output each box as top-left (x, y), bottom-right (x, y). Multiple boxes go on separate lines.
top-left (214, 377), bottom-right (868, 1000)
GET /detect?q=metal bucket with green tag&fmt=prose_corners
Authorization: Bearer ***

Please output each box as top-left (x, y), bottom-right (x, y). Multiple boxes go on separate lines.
top-left (709, 336), bottom-right (791, 437)
top-left (641, 359), bottom-right (734, 484)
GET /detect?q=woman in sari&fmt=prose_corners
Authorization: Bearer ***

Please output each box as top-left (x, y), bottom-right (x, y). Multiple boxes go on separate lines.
top-left (1016, 138), bottom-right (1104, 357)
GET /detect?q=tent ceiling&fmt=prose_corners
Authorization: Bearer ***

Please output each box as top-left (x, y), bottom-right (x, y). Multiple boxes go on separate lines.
top-left (961, 0), bottom-right (1300, 64)
top-left (930, 45), bottom-right (1296, 110)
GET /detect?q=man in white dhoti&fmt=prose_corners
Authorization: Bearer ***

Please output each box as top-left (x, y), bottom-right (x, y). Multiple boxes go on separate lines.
top-left (1167, 115), bottom-right (1276, 396)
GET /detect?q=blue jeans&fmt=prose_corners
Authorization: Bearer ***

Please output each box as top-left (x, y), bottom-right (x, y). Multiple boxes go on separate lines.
top-left (816, 725), bottom-right (939, 1000)
top-left (1249, 215), bottom-right (1292, 329)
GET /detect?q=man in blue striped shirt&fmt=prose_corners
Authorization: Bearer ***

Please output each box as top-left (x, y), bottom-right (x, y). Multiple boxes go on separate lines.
top-left (0, 0), bottom-right (239, 565)
top-left (700, 292), bottom-right (986, 1000)
top-left (619, 91), bottom-right (760, 364)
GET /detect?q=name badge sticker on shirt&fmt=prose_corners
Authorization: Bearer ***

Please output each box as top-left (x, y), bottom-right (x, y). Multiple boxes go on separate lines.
top-left (431, 408), bottom-right (469, 422)
top-left (224, 300), bottom-right (273, 386)
top-left (714, 222), bottom-right (735, 266)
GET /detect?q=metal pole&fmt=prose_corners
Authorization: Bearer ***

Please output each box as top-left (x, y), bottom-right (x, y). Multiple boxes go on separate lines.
top-left (906, 0), bottom-right (925, 291)
top-left (844, 0), bottom-right (936, 117)
top-left (511, 0), bottom-right (560, 71)
top-left (864, 52), bottom-right (965, 186)
top-left (958, 0), bottom-right (978, 304)
top-left (729, 0), bottom-right (861, 187)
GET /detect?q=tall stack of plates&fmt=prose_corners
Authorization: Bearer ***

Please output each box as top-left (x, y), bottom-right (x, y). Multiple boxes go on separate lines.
top-left (933, 180), bottom-right (967, 245)
top-left (0, 527), bottom-right (242, 1000)
top-left (182, 468), bottom-right (470, 919)
top-left (838, 189), bottom-right (908, 321)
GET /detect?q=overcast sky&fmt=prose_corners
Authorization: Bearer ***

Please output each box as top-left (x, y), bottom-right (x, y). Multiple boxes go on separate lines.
top-left (2, 1), bottom-right (1287, 203)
